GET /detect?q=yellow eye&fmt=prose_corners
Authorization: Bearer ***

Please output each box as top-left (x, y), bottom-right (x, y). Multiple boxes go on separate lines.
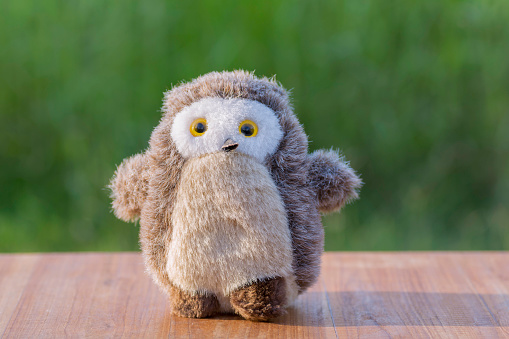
top-left (239, 120), bottom-right (258, 137)
top-left (190, 118), bottom-right (207, 137)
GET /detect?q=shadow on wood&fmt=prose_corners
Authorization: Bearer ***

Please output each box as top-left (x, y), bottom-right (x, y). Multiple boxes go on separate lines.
top-left (179, 291), bottom-right (509, 328)
top-left (310, 291), bottom-right (509, 327)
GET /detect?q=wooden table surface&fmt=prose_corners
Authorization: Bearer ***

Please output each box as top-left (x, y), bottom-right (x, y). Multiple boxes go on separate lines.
top-left (1, 252), bottom-right (508, 338)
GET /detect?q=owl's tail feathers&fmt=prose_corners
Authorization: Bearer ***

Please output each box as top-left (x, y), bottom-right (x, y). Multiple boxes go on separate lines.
top-left (307, 149), bottom-right (362, 214)
top-left (108, 153), bottom-right (149, 223)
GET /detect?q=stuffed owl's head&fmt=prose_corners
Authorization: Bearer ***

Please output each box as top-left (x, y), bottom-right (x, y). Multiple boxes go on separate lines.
top-left (170, 97), bottom-right (283, 162)
top-left (149, 70), bottom-right (309, 183)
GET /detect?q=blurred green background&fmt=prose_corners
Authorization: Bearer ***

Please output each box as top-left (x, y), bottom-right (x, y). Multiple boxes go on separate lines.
top-left (1, 0), bottom-right (508, 252)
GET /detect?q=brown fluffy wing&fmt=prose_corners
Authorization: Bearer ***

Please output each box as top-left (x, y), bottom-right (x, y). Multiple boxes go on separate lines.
top-left (109, 153), bottom-right (149, 222)
top-left (307, 149), bottom-right (362, 213)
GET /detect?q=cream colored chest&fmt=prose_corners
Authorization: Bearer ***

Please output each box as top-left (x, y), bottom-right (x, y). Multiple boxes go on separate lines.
top-left (166, 152), bottom-right (294, 298)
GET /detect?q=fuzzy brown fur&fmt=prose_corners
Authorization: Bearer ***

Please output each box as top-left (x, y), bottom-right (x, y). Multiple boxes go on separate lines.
top-left (109, 153), bottom-right (149, 222)
top-left (169, 284), bottom-right (220, 318)
top-left (109, 70), bottom-right (361, 320)
top-left (230, 277), bottom-right (287, 321)
top-left (308, 149), bottom-right (363, 213)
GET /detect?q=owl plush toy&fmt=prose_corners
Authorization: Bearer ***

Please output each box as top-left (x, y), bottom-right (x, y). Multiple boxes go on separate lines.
top-left (109, 70), bottom-right (361, 321)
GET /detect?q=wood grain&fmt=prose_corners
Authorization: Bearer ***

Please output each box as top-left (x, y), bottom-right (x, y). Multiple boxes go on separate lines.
top-left (0, 252), bottom-right (508, 338)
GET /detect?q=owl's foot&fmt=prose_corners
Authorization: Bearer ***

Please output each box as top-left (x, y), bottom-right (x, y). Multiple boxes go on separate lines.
top-left (229, 276), bottom-right (286, 321)
top-left (169, 284), bottom-right (220, 318)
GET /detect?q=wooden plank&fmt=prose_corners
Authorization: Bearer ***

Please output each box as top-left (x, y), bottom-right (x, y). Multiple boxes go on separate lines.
top-left (2, 253), bottom-right (172, 338)
top-left (0, 253), bottom-right (334, 338)
top-left (0, 254), bottom-right (39, 336)
top-left (1, 252), bottom-right (508, 338)
top-left (321, 252), bottom-right (509, 338)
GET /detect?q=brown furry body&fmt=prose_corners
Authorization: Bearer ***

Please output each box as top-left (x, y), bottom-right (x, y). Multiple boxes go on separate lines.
top-left (109, 70), bottom-right (362, 320)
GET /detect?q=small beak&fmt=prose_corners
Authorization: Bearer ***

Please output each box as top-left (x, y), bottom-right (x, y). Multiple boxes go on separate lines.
top-left (221, 138), bottom-right (239, 152)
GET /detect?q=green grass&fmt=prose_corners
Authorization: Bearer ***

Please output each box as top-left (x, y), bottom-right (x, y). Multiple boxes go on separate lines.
top-left (1, 0), bottom-right (509, 252)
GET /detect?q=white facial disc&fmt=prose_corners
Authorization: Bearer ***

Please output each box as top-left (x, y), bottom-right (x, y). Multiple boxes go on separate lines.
top-left (171, 97), bottom-right (283, 162)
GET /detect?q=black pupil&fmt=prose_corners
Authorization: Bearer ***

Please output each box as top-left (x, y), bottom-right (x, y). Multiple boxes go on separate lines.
top-left (241, 123), bottom-right (254, 136)
top-left (194, 122), bottom-right (206, 133)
